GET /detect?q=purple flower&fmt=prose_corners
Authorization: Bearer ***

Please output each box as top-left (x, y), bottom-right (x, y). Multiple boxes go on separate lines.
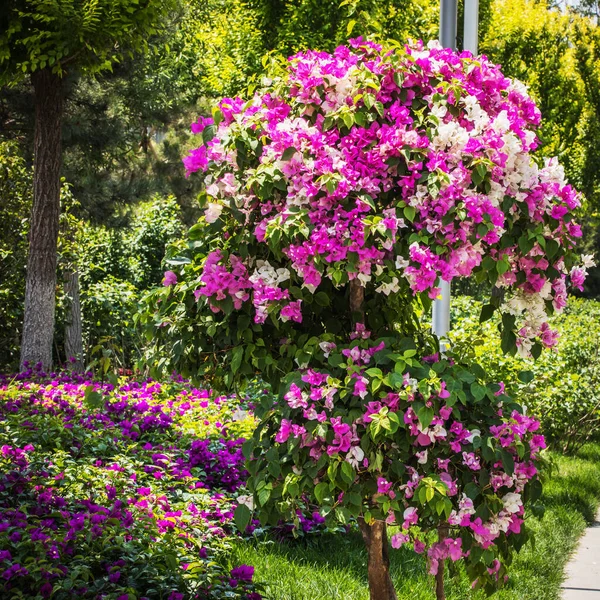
top-left (162, 271), bottom-right (178, 287)
top-left (230, 564), bottom-right (254, 581)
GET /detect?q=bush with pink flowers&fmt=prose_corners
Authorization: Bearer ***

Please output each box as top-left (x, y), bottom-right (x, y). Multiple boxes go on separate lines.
top-left (138, 38), bottom-right (587, 598)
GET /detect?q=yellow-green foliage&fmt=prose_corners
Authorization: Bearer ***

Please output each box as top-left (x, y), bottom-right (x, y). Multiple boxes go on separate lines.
top-left (481, 0), bottom-right (600, 210)
top-left (178, 0), bottom-right (264, 98)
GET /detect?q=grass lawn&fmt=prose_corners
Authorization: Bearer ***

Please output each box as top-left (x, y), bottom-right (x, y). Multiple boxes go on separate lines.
top-left (232, 443), bottom-right (600, 600)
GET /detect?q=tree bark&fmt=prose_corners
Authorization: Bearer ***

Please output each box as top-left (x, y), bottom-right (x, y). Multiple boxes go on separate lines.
top-left (20, 69), bottom-right (64, 371)
top-left (349, 278), bottom-right (365, 315)
top-left (64, 269), bottom-right (83, 370)
top-left (435, 525), bottom-right (448, 600)
top-left (359, 519), bottom-right (397, 600)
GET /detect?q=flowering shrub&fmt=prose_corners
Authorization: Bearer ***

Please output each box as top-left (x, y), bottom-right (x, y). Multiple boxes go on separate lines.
top-left (0, 366), bottom-right (262, 599)
top-left (246, 329), bottom-right (546, 592)
top-left (139, 38), bottom-right (587, 598)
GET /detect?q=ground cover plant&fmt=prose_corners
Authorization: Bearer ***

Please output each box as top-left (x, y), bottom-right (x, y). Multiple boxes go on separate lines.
top-left (139, 38), bottom-right (588, 599)
top-left (0, 366), bottom-right (262, 600)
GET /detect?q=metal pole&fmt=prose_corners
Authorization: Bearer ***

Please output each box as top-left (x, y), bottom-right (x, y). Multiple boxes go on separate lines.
top-left (464, 0), bottom-right (479, 55)
top-left (432, 0), bottom-right (458, 341)
top-left (432, 282), bottom-right (451, 338)
top-left (439, 0), bottom-right (457, 50)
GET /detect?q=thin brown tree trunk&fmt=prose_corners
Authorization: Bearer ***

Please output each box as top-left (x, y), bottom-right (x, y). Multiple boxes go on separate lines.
top-left (435, 525), bottom-right (448, 600)
top-left (20, 69), bottom-right (64, 371)
top-left (64, 269), bottom-right (83, 370)
top-left (359, 519), bottom-right (397, 600)
top-left (351, 279), bottom-right (396, 600)
top-left (349, 278), bottom-right (365, 315)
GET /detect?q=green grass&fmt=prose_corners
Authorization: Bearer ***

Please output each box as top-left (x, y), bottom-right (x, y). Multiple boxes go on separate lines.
top-left (232, 443), bottom-right (600, 600)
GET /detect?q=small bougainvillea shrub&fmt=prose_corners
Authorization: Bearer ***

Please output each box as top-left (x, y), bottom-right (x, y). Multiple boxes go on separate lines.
top-left (0, 366), bottom-right (262, 600)
top-left (138, 38), bottom-right (588, 599)
top-left (247, 329), bottom-right (545, 596)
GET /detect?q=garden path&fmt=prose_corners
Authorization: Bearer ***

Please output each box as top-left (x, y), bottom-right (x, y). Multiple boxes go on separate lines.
top-left (562, 508), bottom-right (600, 598)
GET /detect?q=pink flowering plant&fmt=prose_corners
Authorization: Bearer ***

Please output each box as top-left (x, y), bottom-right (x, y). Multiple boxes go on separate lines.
top-left (139, 38), bottom-right (587, 599)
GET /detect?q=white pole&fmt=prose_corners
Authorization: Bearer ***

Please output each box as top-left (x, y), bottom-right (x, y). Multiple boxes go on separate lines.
top-left (432, 0), bottom-right (458, 341)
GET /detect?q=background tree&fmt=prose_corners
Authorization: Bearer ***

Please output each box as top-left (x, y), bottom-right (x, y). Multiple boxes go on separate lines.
top-left (0, 0), bottom-right (176, 369)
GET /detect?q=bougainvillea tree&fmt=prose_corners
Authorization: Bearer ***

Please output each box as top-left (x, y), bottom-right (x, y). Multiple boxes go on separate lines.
top-left (139, 38), bottom-right (589, 599)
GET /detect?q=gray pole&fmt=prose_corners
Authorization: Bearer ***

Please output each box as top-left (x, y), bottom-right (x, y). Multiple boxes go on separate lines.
top-left (464, 0), bottom-right (479, 55)
top-left (439, 0), bottom-right (457, 50)
top-left (432, 0), bottom-right (458, 340)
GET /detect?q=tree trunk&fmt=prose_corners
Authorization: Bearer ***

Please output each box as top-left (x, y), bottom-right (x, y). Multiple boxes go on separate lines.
top-left (349, 278), bottom-right (365, 315)
top-left (359, 519), bottom-right (397, 600)
top-left (20, 69), bottom-right (64, 371)
top-left (351, 281), bottom-right (396, 599)
top-left (435, 525), bottom-right (448, 600)
top-left (64, 269), bottom-right (83, 370)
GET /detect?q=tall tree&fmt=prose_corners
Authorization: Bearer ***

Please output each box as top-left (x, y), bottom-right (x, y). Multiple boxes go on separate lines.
top-left (0, 0), bottom-right (175, 369)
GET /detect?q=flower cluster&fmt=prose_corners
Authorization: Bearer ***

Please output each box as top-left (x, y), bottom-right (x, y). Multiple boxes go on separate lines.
top-left (141, 36), bottom-right (588, 597)
top-left (183, 38), bottom-right (589, 355)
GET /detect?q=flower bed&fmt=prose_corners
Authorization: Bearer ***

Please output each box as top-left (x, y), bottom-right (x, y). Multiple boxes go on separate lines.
top-left (0, 366), bottom-right (262, 599)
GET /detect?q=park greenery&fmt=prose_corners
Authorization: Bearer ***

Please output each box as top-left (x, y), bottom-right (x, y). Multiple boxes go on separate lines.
top-left (2, 0), bottom-right (600, 599)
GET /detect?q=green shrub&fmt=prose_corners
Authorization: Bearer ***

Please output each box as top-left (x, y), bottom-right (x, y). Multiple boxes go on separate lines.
top-left (78, 194), bottom-right (184, 368)
top-left (0, 141), bottom-right (31, 369)
top-left (451, 296), bottom-right (600, 453)
top-left (81, 276), bottom-right (141, 370)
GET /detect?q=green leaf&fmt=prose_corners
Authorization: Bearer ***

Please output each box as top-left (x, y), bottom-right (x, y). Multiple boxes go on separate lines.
top-left (404, 206), bottom-right (416, 222)
top-left (500, 450), bottom-right (515, 475)
top-left (496, 259), bottom-right (509, 275)
top-left (546, 238), bottom-right (559, 258)
top-left (416, 405), bottom-right (434, 429)
top-left (529, 478), bottom-right (543, 503)
top-left (464, 482), bottom-right (480, 500)
top-left (470, 382), bottom-right (487, 402)
top-left (366, 367), bottom-right (383, 378)
top-left (234, 504), bottom-right (251, 532)
top-left (258, 486), bottom-right (271, 505)
top-left (202, 124), bottom-right (216, 144)
top-left (517, 370), bottom-right (535, 384)
top-left (501, 328), bottom-right (517, 355)
top-left (480, 304), bottom-right (495, 323)
top-left (83, 386), bottom-right (103, 409)
top-left (341, 461), bottom-right (355, 484)
top-left (315, 292), bottom-right (330, 306)
top-left (518, 234), bottom-right (534, 255)
top-left (231, 346), bottom-right (244, 374)
top-left (472, 163), bottom-right (487, 186)
top-left (315, 482), bottom-right (329, 503)
top-left (281, 147), bottom-right (297, 161)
